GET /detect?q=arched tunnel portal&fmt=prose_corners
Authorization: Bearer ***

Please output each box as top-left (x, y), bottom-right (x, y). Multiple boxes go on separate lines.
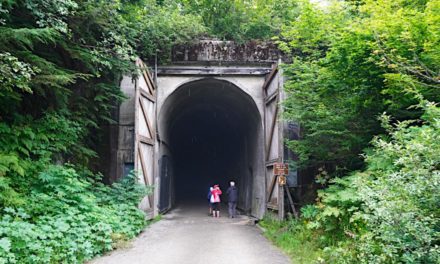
top-left (158, 78), bottom-right (265, 215)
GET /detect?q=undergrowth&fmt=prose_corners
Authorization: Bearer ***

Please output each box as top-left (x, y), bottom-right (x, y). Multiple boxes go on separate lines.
top-left (0, 168), bottom-right (151, 264)
top-left (260, 215), bottom-right (322, 264)
top-left (261, 102), bottom-right (440, 264)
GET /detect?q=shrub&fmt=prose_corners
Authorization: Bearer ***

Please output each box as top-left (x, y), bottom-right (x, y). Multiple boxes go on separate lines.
top-left (0, 166), bottom-right (150, 264)
top-left (261, 103), bottom-right (440, 264)
top-left (349, 103), bottom-right (440, 263)
top-left (319, 102), bottom-right (440, 263)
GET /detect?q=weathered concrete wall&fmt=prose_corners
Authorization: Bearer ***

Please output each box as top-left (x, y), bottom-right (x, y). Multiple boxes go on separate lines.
top-left (172, 40), bottom-right (282, 63)
top-left (115, 76), bottom-right (137, 181)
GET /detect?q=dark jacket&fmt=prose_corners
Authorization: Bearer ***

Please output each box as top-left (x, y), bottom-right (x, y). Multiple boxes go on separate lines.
top-left (226, 186), bottom-right (238, 203)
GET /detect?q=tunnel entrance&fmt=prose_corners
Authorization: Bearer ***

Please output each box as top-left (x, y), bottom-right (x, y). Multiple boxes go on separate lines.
top-left (158, 78), bottom-right (263, 214)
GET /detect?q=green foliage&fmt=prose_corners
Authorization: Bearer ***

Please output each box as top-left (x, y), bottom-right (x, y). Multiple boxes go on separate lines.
top-left (0, 166), bottom-right (149, 264)
top-left (309, 175), bottom-right (364, 239)
top-left (260, 215), bottom-right (322, 264)
top-left (23, 0), bottom-right (78, 33)
top-left (125, 0), bottom-right (205, 61)
top-left (345, 102), bottom-right (440, 263)
top-left (264, 102), bottom-right (440, 263)
top-left (0, 97), bottom-right (150, 263)
top-left (270, 2), bottom-right (440, 263)
top-left (181, 0), bottom-right (299, 42)
top-left (0, 0), bottom-right (205, 159)
top-left (0, 52), bottom-right (36, 95)
top-left (282, 0), bottom-right (440, 175)
top-left (0, 2), bottom-right (181, 262)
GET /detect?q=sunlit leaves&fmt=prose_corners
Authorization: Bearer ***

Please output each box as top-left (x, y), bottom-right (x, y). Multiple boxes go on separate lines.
top-left (0, 52), bottom-right (36, 95)
top-left (24, 0), bottom-right (78, 33)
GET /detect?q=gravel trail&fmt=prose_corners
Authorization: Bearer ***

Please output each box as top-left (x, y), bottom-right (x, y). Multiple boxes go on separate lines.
top-left (90, 202), bottom-right (290, 264)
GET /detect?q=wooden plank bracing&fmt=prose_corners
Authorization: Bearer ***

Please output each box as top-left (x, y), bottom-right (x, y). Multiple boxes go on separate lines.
top-left (137, 146), bottom-right (150, 186)
top-left (139, 97), bottom-right (155, 139)
top-left (265, 91), bottom-right (278, 104)
top-left (133, 58), bottom-right (157, 219)
top-left (262, 65), bottom-right (278, 95)
top-left (263, 63), bottom-right (286, 219)
top-left (139, 135), bottom-right (155, 146)
top-left (141, 89), bottom-right (155, 102)
top-left (265, 102), bottom-right (279, 159)
top-left (266, 174), bottom-right (277, 203)
top-left (137, 59), bottom-right (156, 96)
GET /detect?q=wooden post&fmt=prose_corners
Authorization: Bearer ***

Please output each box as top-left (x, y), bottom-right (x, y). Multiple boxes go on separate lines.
top-left (278, 181), bottom-right (284, 220)
top-left (274, 163), bottom-right (288, 220)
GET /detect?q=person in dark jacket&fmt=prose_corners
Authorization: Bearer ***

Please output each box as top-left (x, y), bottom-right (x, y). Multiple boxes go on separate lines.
top-left (226, 181), bottom-right (238, 218)
top-left (207, 187), bottom-right (213, 216)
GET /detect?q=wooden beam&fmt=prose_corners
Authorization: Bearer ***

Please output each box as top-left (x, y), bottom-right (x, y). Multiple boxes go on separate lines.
top-left (140, 60), bottom-right (155, 90)
top-left (261, 65), bottom-right (278, 95)
top-left (278, 183), bottom-right (284, 220)
top-left (139, 61), bottom-right (156, 95)
top-left (142, 72), bottom-right (154, 95)
top-left (137, 146), bottom-right (150, 187)
top-left (137, 146), bottom-right (152, 208)
top-left (139, 98), bottom-right (155, 139)
top-left (265, 91), bottom-right (278, 104)
top-left (267, 203), bottom-right (278, 210)
top-left (139, 135), bottom-right (154, 146)
top-left (141, 89), bottom-right (155, 103)
top-left (266, 175), bottom-right (277, 203)
top-left (265, 103), bottom-right (279, 159)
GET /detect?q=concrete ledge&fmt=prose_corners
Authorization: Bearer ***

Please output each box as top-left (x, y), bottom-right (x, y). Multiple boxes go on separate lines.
top-left (157, 66), bottom-right (272, 76)
top-left (167, 60), bottom-right (275, 67)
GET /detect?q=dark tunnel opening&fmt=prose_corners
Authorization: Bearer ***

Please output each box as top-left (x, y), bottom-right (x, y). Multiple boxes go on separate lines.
top-left (172, 108), bottom-right (242, 200)
top-left (159, 78), bottom-right (263, 214)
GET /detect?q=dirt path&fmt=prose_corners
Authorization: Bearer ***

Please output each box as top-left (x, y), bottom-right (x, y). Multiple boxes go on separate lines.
top-left (90, 202), bottom-right (290, 264)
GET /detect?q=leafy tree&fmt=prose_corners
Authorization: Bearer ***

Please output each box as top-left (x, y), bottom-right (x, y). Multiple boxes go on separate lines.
top-left (181, 0), bottom-right (299, 41)
top-left (264, 1), bottom-right (440, 263)
top-left (0, 0), bottom-right (203, 262)
top-left (262, 102), bottom-right (440, 263)
top-left (128, 0), bottom-right (206, 61)
top-left (281, 0), bottom-right (440, 174)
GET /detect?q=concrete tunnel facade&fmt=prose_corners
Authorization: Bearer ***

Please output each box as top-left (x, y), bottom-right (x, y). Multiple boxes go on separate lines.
top-left (156, 76), bottom-right (267, 218)
top-left (104, 40), bottom-right (298, 219)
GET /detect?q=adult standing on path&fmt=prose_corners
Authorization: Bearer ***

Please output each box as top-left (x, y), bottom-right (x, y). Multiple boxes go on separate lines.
top-left (211, 184), bottom-right (222, 218)
top-left (226, 181), bottom-right (238, 218)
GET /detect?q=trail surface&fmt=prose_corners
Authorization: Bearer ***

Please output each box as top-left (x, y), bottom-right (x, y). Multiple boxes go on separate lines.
top-left (90, 202), bottom-right (290, 264)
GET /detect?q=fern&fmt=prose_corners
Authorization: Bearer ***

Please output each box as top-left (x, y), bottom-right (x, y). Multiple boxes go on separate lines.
top-left (0, 27), bottom-right (58, 50)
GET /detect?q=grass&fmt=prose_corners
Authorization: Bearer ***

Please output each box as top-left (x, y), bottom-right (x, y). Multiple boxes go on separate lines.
top-left (259, 215), bottom-right (323, 264)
